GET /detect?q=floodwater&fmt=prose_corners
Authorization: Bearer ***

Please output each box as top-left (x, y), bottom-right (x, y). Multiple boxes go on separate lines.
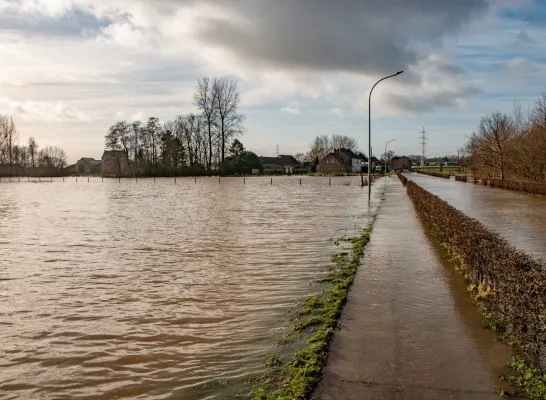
top-left (0, 176), bottom-right (380, 400)
top-left (406, 173), bottom-right (546, 261)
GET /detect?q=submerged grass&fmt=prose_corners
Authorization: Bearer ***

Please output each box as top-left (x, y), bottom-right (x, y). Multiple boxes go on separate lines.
top-left (249, 216), bottom-right (377, 400)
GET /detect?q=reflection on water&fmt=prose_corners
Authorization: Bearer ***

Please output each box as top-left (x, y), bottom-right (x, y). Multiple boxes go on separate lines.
top-left (0, 176), bottom-right (381, 399)
top-left (407, 173), bottom-right (546, 261)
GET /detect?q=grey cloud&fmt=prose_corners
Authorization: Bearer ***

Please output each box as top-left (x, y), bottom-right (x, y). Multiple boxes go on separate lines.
top-left (195, 0), bottom-right (488, 74)
top-left (516, 30), bottom-right (536, 44)
top-left (387, 83), bottom-right (482, 113)
top-left (0, 7), bottom-right (112, 37)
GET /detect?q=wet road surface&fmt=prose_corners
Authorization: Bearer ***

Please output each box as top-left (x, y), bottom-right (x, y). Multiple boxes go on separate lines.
top-left (314, 177), bottom-right (516, 400)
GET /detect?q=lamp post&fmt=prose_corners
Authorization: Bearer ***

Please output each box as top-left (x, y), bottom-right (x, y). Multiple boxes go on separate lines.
top-left (368, 71), bottom-right (403, 202)
top-left (384, 138), bottom-right (395, 186)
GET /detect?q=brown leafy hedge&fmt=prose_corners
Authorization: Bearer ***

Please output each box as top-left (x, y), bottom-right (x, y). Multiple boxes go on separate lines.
top-left (416, 170), bottom-right (451, 179)
top-left (478, 178), bottom-right (546, 195)
top-left (407, 181), bottom-right (546, 355)
top-left (396, 171), bottom-right (407, 186)
top-left (455, 175), bottom-right (468, 182)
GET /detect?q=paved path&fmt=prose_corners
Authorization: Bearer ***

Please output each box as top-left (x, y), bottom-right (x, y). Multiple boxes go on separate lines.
top-left (313, 178), bottom-right (514, 400)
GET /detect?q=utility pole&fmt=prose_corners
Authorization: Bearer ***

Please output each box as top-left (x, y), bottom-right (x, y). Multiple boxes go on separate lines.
top-left (276, 143), bottom-right (279, 157)
top-left (420, 127), bottom-right (427, 168)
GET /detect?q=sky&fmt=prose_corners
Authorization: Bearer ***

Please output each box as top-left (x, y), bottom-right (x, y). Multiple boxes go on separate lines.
top-left (1, 0), bottom-right (546, 163)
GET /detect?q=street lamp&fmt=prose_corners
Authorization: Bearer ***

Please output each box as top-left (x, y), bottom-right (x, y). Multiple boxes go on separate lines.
top-left (384, 138), bottom-right (395, 185)
top-left (368, 71), bottom-right (403, 202)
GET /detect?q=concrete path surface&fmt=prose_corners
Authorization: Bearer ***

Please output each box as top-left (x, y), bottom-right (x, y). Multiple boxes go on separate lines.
top-left (313, 178), bottom-right (514, 400)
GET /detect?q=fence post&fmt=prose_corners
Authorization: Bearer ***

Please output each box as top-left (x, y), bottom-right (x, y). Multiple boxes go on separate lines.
top-left (175, 176), bottom-right (177, 184)
top-left (154, 176), bottom-right (156, 183)
top-left (195, 176), bottom-right (197, 184)
top-left (118, 177), bottom-right (120, 183)
top-left (244, 177), bottom-right (245, 185)
top-left (63, 176), bottom-right (64, 182)
top-left (76, 177), bottom-right (77, 182)
top-left (19, 177), bottom-right (21, 182)
top-left (39, 177), bottom-right (41, 182)
top-left (28, 176), bottom-right (30, 182)
top-left (271, 177), bottom-right (273, 185)
top-left (329, 177), bottom-right (331, 186)
top-left (300, 179), bottom-right (301, 185)
top-left (219, 176), bottom-right (220, 184)
top-left (50, 177), bottom-right (52, 182)
top-left (102, 176), bottom-right (103, 182)
top-left (88, 177), bottom-right (89, 183)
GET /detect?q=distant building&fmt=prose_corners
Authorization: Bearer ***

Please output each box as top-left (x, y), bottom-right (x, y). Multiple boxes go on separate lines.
top-left (101, 151), bottom-right (130, 177)
top-left (260, 155), bottom-right (300, 174)
top-left (76, 158), bottom-right (102, 175)
top-left (0, 163), bottom-right (24, 177)
top-left (391, 156), bottom-right (411, 171)
top-left (316, 153), bottom-right (346, 173)
top-left (317, 149), bottom-right (368, 173)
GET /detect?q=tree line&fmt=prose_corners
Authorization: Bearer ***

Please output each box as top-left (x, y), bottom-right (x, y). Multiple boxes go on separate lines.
top-left (467, 93), bottom-right (546, 182)
top-left (0, 114), bottom-right (67, 172)
top-left (105, 77), bottom-right (246, 176)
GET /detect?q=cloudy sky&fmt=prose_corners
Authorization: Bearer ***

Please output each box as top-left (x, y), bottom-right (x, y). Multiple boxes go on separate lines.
top-left (1, 0), bottom-right (545, 163)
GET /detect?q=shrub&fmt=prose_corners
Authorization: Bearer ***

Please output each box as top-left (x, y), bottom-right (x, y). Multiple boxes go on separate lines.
top-left (454, 175), bottom-right (468, 182)
top-left (396, 171), bottom-right (407, 186)
top-left (406, 181), bottom-right (546, 355)
top-left (487, 178), bottom-right (546, 195)
top-left (417, 170), bottom-right (450, 179)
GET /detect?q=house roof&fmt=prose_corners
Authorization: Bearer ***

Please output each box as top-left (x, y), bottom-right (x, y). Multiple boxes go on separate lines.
top-left (102, 150), bottom-right (127, 158)
top-left (321, 152), bottom-right (345, 164)
top-left (260, 155), bottom-right (299, 165)
top-left (334, 148), bottom-right (368, 161)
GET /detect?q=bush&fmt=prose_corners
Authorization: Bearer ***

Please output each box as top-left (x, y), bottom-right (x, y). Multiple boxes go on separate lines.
top-left (396, 171), bottom-right (407, 186)
top-left (417, 170), bottom-right (450, 179)
top-left (485, 178), bottom-right (546, 195)
top-left (454, 175), bottom-right (468, 182)
top-left (406, 181), bottom-right (546, 355)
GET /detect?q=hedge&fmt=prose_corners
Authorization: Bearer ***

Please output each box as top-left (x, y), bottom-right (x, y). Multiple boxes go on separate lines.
top-left (416, 170), bottom-right (451, 179)
top-left (454, 175), bottom-right (468, 182)
top-left (479, 178), bottom-right (546, 196)
top-left (406, 181), bottom-right (546, 355)
top-left (396, 171), bottom-right (407, 186)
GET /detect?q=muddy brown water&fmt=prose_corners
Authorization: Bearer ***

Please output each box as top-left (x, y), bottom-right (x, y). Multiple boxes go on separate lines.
top-left (406, 173), bottom-right (546, 261)
top-left (0, 176), bottom-right (381, 400)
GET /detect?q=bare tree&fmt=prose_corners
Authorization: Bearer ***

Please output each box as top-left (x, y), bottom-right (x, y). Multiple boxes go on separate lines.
top-left (331, 134), bottom-right (358, 151)
top-left (212, 77), bottom-right (245, 163)
top-left (195, 78), bottom-right (217, 172)
top-left (468, 112), bottom-right (514, 180)
top-left (306, 134), bottom-right (331, 162)
top-left (28, 137), bottom-right (38, 168)
top-left (0, 115), bottom-right (19, 175)
top-left (294, 153), bottom-right (306, 163)
top-left (38, 146), bottom-right (67, 169)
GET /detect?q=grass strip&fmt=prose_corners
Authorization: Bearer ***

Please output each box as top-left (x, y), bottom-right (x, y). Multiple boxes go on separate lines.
top-left (250, 216), bottom-right (377, 399)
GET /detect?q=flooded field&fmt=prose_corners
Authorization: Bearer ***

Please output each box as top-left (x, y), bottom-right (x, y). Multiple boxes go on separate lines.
top-left (406, 173), bottom-right (546, 261)
top-left (0, 176), bottom-right (380, 400)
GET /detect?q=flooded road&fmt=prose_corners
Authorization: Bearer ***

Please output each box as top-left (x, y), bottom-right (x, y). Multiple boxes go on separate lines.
top-left (315, 177), bottom-right (517, 399)
top-left (0, 176), bottom-right (380, 400)
top-left (406, 173), bottom-right (546, 261)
